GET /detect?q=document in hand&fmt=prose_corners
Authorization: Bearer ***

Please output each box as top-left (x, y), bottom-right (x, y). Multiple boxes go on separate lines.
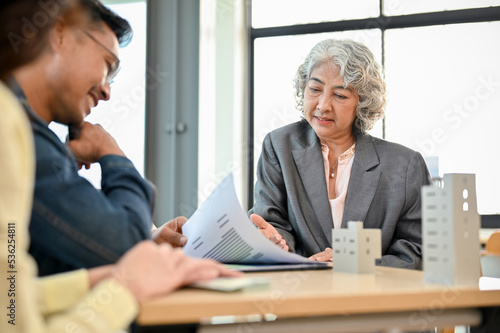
top-left (182, 173), bottom-right (328, 267)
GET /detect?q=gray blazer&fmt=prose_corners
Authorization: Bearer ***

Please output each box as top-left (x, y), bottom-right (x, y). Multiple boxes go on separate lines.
top-left (249, 120), bottom-right (432, 269)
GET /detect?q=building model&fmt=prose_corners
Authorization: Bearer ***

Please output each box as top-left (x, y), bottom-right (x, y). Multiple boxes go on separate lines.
top-left (332, 221), bottom-right (381, 274)
top-left (422, 173), bottom-right (481, 285)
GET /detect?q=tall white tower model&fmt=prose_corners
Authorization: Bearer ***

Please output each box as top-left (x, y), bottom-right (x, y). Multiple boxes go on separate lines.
top-left (332, 221), bottom-right (381, 274)
top-left (422, 174), bottom-right (481, 285)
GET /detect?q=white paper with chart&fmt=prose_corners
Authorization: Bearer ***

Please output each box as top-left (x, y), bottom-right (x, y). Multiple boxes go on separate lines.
top-left (182, 174), bottom-right (327, 266)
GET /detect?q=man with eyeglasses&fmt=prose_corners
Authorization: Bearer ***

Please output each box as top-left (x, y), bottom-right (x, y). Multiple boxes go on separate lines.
top-left (10, 0), bottom-right (187, 276)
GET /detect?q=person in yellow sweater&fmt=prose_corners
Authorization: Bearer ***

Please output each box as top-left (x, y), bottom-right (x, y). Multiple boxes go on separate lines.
top-left (0, 1), bottom-right (240, 332)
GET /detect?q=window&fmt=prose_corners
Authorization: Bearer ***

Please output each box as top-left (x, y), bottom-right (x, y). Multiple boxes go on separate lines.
top-left (252, 0), bottom-right (378, 28)
top-left (250, 1), bottom-right (500, 215)
top-left (384, 0), bottom-right (500, 15)
top-left (49, 0), bottom-right (147, 188)
top-left (384, 21), bottom-right (500, 214)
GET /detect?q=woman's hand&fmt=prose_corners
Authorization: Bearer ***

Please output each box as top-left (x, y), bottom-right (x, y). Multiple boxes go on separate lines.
top-left (111, 241), bottom-right (242, 302)
top-left (309, 247), bottom-right (333, 262)
top-left (250, 214), bottom-right (289, 251)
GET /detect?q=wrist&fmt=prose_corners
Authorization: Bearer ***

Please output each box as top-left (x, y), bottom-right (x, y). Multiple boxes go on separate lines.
top-left (87, 265), bottom-right (114, 288)
top-left (110, 267), bottom-right (143, 302)
top-left (98, 146), bottom-right (126, 159)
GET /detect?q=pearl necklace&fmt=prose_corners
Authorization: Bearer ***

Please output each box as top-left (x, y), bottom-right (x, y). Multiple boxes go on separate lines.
top-left (328, 141), bottom-right (356, 179)
top-left (330, 161), bottom-right (338, 178)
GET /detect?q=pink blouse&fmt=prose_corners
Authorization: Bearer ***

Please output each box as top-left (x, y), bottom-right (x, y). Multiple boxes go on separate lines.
top-left (320, 142), bottom-right (356, 229)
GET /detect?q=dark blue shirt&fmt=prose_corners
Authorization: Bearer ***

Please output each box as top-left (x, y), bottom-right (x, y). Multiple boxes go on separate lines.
top-left (11, 79), bottom-right (155, 276)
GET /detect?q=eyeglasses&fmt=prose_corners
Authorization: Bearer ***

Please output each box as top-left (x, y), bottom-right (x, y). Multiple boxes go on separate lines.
top-left (80, 29), bottom-right (121, 85)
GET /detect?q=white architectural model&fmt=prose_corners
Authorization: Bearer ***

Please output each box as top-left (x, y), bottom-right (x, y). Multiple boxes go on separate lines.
top-left (332, 221), bottom-right (381, 274)
top-left (422, 173), bottom-right (481, 285)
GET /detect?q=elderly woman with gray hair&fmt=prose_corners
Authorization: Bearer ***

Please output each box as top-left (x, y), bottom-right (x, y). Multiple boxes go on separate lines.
top-left (249, 39), bottom-right (431, 269)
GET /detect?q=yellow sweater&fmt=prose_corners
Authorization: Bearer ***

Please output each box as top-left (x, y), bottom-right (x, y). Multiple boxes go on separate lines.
top-left (0, 82), bottom-right (138, 333)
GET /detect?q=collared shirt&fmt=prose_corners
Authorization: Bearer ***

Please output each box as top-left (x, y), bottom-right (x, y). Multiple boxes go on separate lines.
top-left (320, 142), bottom-right (356, 229)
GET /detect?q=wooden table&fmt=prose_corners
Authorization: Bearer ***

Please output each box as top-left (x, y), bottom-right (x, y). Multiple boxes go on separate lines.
top-left (134, 266), bottom-right (500, 333)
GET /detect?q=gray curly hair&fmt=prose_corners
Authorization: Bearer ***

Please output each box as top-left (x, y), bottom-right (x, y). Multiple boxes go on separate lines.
top-left (294, 39), bottom-right (386, 134)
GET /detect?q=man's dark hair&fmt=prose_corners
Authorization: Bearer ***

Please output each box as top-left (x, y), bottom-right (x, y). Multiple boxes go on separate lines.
top-left (79, 0), bottom-right (133, 47)
top-left (0, 0), bottom-right (132, 81)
